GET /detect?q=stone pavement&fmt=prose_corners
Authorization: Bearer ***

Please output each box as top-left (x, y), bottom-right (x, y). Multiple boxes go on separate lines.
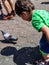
top-left (0, 0), bottom-right (49, 65)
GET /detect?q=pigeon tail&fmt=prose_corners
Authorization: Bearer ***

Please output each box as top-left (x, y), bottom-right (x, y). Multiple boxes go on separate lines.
top-left (11, 36), bottom-right (18, 41)
top-left (1, 30), bottom-right (6, 35)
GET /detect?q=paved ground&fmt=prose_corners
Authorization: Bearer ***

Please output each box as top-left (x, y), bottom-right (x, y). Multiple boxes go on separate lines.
top-left (0, 0), bottom-right (49, 65)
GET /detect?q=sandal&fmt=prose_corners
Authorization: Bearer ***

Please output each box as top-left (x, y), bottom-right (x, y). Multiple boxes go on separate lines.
top-left (3, 13), bottom-right (14, 20)
top-left (11, 10), bottom-right (16, 16)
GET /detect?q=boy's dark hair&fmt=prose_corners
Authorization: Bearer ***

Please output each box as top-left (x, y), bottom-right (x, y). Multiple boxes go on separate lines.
top-left (15, 0), bottom-right (35, 16)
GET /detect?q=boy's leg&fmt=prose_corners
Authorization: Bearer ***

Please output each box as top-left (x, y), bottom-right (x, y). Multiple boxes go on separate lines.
top-left (39, 33), bottom-right (49, 63)
top-left (35, 54), bottom-right (49, 65)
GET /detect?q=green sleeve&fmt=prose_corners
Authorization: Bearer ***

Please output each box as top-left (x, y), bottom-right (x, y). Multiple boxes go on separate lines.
top-left (32, 13), bottom-right (45, 32)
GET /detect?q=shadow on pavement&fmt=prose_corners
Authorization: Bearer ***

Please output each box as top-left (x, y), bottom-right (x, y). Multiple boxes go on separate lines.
top-left (1, 46), bottom-right (17, 56)
top-left (41, 2), bottom-right (49, 4)
top-left (0, 46), bottom-right (44, 65)
top-left (0, 40), bottom-right (17, 44)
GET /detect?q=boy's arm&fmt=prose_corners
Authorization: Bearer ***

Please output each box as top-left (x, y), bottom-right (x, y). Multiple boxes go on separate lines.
top-left (40, 25), bottom-right (49, 41)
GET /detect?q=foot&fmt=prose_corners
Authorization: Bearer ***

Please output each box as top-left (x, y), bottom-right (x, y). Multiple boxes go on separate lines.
top-left (2, 13), bottom-right (13, 20)
top-left (11, 10), bottom-right (16, 16)
top-left (6, 14), bottom-right (13, 19)
top-left (1, 14), bottom-right (8, 20)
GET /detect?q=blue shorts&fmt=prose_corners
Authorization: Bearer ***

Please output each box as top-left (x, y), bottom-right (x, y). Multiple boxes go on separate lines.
top-left (39, 34), bottom-right (49, 54)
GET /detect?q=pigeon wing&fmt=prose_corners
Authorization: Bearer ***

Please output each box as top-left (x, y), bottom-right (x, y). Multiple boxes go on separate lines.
top-left (8, 35), bottom-right (18, 41)
top-left (4, 33), bottom-right (11, 40)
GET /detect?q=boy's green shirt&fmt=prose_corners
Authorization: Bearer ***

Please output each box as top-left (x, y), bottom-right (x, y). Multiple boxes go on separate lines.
top-left (32, 9), bottom-right (49, 32)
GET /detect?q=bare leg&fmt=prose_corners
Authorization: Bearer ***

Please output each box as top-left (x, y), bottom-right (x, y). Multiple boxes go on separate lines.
top-left (1, 9), bottom-right (3, 14)
top-left (2, 0), bottom-right (14, 20)
top-left (8, 0), bottom-right (15, 11)
top-left (8, 0), bottom-right (16, 16)
top-left (0, 2), bottom-right (3, 14)
top-left (2, 0), bottom-right (11, 14)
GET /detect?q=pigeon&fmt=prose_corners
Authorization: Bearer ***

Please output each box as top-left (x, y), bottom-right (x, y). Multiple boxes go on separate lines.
top-left (1, 30), bottom-right (18, 41)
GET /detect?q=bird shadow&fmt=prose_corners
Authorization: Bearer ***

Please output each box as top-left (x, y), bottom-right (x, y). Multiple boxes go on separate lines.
top-left (0, 40), bottom-right (17, 44)
top-left (41, 1), bottom-right (49, 4)
top-left (0, 45), bottom-right (44, 65)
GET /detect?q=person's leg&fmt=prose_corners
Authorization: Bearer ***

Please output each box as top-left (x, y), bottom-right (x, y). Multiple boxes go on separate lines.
top-left (2, 0), bottom-right (11, 14)
top-left (2, 0), bottom-right (13, 19)
top-left (8, 0), bottom-right (16, 16)
top-left (41, 52), bottom-right (49, 65)
top-left (0, 2), bottom-right (3, 14)
top-left (37, 34), bottom-right (49, 65)
top-left (0, 2), bottom-right (7, 20)
top-left (8, 0), bottom-right (15, 11)
top-left (35, 51), bottom-right (49, 65)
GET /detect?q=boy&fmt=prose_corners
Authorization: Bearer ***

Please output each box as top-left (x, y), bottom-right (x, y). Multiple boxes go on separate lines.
top-left (15, 0), bottom-right (49, 65)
